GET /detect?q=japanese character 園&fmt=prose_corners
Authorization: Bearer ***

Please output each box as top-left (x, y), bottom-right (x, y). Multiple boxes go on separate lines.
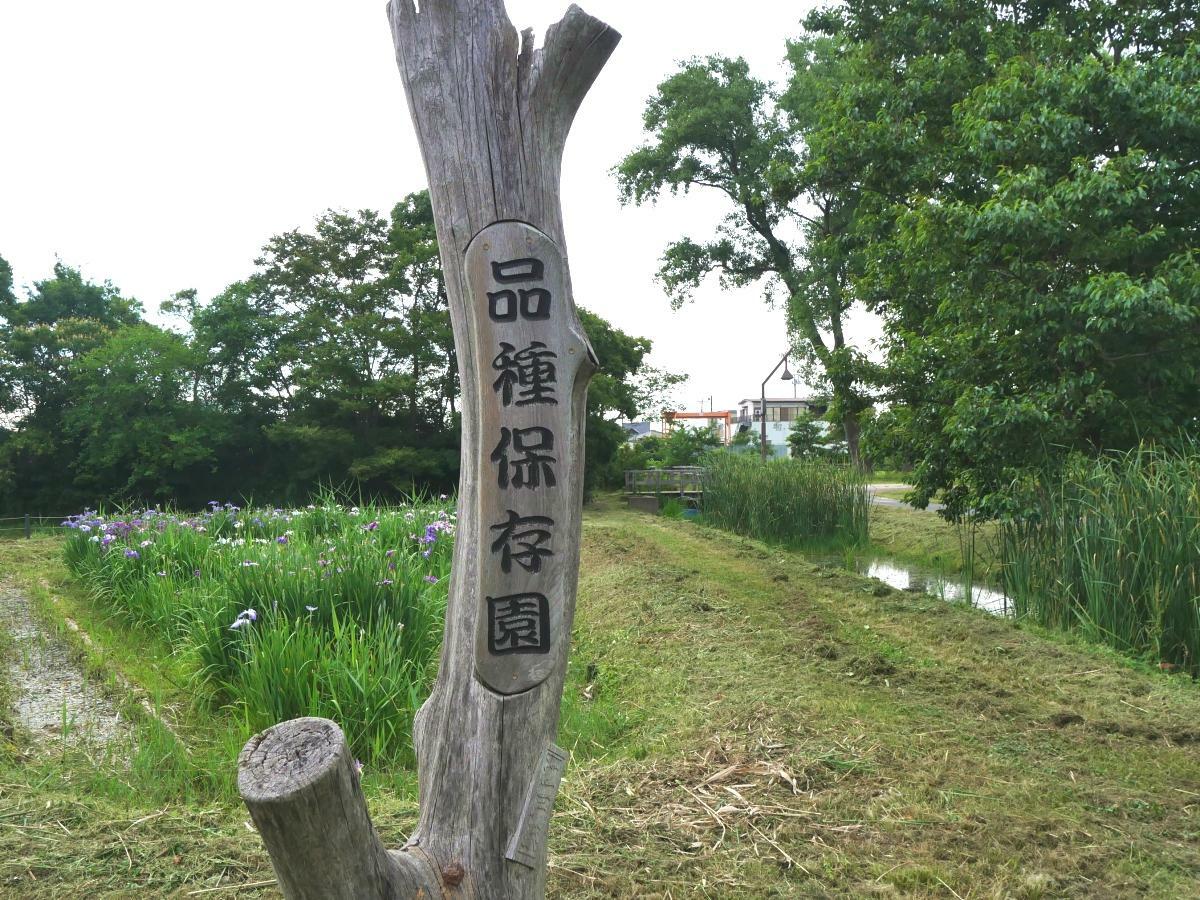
top-left (487, 593), bottom-right (550, 654)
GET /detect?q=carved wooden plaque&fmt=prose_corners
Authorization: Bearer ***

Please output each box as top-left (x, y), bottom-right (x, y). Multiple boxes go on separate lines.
top-left (465, 220), bottom-right (591, 695)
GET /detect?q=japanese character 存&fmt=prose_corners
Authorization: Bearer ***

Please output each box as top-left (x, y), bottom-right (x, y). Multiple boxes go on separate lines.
top-left (490, 509), bottom-right (554, 574)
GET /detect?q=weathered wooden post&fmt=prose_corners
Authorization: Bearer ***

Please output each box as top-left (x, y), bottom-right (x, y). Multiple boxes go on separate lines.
top-left (236, 2), bottom-right (619, 897)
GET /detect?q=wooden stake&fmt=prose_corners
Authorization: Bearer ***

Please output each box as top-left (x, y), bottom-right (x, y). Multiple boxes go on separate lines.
top-left (238, 2), bottom-right (619, 897)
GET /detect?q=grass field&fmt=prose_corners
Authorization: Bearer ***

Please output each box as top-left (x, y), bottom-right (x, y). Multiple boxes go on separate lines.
top-left (0, 499), bottom-right (1198, 897)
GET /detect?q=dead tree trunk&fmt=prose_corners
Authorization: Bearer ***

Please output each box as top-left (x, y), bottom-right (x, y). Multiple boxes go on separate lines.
top-left (238, 2), bottom-right (619, 898)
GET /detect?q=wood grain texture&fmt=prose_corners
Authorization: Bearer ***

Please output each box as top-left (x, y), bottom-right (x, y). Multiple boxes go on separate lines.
top-left (237, 2), bottom-right (618, 898)
top-left (239, 718), bottom-right (434, 899)
top-left (387, 1), bottom-right (618, 896)
top-left (465, 221), bottom-right (593, 695)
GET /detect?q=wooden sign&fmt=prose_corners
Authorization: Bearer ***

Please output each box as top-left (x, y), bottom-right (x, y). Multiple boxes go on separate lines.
top-left (237, 2), bottom-right (619, 898)
top-left (466, 221), bottom-right (593, 695)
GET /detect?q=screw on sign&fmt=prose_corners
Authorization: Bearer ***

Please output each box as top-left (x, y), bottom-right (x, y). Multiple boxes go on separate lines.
top-left (234, 2), bottom-right (619, 898)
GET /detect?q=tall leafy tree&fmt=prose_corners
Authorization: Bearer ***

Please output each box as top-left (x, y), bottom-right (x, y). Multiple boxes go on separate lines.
top-left (0, 262), bottom-right (143, 512)
top-left (616, 56), bottom-right (873, 463)
top-left (183, 194), bottom-right (460, 497)
top-left (65, 324), bottom-right (231, 504)
top-left (802, 0), bottom-right (1200, 517)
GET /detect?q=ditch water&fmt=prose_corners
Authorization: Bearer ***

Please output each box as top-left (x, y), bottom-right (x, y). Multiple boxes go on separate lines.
top-left (819, 554), bottom-right (1010, 616)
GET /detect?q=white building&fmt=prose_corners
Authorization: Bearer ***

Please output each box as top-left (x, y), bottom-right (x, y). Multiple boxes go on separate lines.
top-left (733, 397), bottom-right (826, 457)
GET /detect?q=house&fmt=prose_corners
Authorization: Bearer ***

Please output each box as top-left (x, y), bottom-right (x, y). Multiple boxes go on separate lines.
top-left (733, 397), bottom-right (828, 457)
top-left (662, 410), bottom-right (734, 445)
top-left (620, 421), bottom-right (665, 442)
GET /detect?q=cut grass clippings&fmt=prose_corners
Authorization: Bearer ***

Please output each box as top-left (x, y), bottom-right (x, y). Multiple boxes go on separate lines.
top-left (0, 502), bottom-right (1197, 897)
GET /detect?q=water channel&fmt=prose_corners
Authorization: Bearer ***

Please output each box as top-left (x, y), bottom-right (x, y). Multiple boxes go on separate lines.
top-left (849, 556), bottom-right (1010, 615)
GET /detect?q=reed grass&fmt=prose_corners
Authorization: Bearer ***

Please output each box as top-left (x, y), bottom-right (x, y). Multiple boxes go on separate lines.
top-left (701, 454), bottom-right (871, 546)
top-left (1000, 446), bottom-right (1200, 673)
top-left (60, 495), bottom-right (452, 765)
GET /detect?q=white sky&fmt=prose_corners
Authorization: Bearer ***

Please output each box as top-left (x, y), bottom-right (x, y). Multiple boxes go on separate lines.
top-left (0, 0), bottom-right (881, 415)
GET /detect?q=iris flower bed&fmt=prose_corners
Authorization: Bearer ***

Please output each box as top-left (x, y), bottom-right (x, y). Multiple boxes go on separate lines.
top-left (61, 498), bottom-right (453, 766)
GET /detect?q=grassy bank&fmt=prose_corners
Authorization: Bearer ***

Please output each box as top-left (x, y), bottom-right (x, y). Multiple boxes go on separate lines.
top-left (1, 502), bottom-right (1199, 897)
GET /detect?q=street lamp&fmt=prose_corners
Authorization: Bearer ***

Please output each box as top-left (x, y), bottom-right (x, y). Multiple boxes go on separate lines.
top-left (761, 353), bottom-right (794, 461)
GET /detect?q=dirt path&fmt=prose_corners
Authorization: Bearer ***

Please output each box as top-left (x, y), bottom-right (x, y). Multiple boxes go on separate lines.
top-left (867, 481), bottom-right (946, 512)
top-left (0, 580), bottom-right (126, 748)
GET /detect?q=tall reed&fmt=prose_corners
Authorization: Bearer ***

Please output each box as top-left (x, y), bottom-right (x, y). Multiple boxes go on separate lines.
top-left (702, 454), bottom-right (870, 546)
top-left (61, 497), bottom-right (453, 765)
top-left (1000, 446), bottom-right (1200, 673)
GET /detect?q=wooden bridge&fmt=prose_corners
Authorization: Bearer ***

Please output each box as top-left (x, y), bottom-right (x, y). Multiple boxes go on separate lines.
top-left (623, 468), bottom-right (705, 512)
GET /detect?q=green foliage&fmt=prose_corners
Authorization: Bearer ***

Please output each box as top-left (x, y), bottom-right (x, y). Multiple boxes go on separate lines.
top-left (578, 308), bottom-right (686, 494)
top-left (616, 55), bottom-right (874, 462)
top-left (0, 193), bottom-right (665, 512)
top-left (617, 424), bottom-right (721, 473)
top-left (702, 454), bottom-right (870, 545)
top-left (786, 412), bottom-right (824, 458)
top-left (729, 428), bottom-right (773, 457)
top-left (1000, 445), bottom-right (1200, 674)
top-left (62, 498), bottom-right (452, 765)
top-left (0, 262), bottom-right (145, 513)
top-left (64, 325), bottom-right (228, 502)
top-left (800, 0), bottom-right (1200, 516)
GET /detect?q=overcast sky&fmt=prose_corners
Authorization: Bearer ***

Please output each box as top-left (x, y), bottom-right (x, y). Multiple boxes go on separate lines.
top-left (0, 0), bottom-right (881, 414)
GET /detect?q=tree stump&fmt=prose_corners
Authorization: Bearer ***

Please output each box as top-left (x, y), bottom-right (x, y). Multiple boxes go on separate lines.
top-left (238, 2), bottom-right (619, 897)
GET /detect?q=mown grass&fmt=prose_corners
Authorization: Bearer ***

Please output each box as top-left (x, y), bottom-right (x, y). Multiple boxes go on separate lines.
top-left (1001, 446), bottom-right (1200, 674)
top-left (703, 455), bottom-right (870, 546)
top-left (0, 502), bottom-right (1198, 896)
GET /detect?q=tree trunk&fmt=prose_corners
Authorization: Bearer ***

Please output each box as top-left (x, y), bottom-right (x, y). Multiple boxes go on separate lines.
top-left (237, 2), bottom-right (619, 898)
top-left (844, 412), bottom-right (862, 469)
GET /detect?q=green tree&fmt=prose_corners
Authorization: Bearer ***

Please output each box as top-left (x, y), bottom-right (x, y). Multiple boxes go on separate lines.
top-left (616, 55), bottom-right (873, 464)
top-left (786, 412), bottom-right (824, 458)
top-left (184, 194), bottom-right (460, 498)
top-left (730, 428), bottom-right (773, 457)
top-left (64, 324), bottom-right (231, 504)
top-left (0, 262), bottom-right (143, 512)
top-left (801, 0), bottom-right (1200, 517)
top-left (183, 193), bottom-right (670, 500)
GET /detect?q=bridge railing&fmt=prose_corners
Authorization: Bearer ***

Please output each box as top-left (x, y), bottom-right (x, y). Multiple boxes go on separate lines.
top-left (623, 467), bottom-right (707, 496)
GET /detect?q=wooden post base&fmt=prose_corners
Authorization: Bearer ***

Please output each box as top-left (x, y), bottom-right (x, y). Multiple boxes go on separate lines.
top-left (238, 718), bottom-right (436, 899)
